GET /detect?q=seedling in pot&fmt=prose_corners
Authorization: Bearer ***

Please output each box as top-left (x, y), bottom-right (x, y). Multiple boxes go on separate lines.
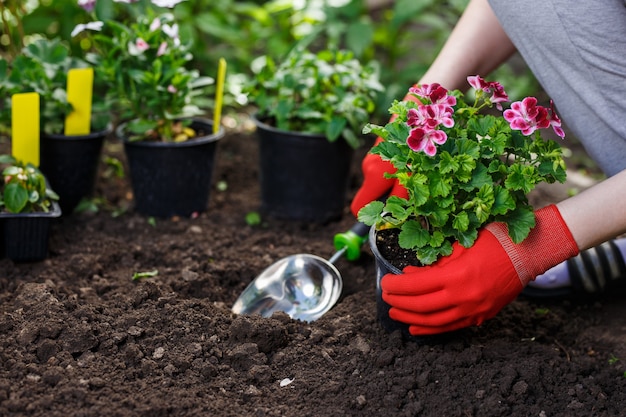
top-left (0, 155), bottom-right (59, 214)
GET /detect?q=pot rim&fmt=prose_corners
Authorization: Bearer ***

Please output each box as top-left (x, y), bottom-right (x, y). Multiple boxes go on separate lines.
top-left (368, 225), bottom-right (403, 275)
top-left (43, 125), bottom-right (113, 141)
top-left (0, 199), bottom-right (62, 219)
top-left (117, 117), bottom-right (224, 147)
top-left (251, 113), bottom-right (328, 139)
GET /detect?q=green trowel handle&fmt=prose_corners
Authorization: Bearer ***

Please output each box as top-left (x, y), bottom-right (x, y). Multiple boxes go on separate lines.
top-left (333, 222), bottom-right (371, 262)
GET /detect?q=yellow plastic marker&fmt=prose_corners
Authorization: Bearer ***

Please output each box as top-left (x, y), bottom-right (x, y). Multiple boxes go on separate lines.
top-left (65, 67), bottom-right (93, 135)
top-left (213, 58), bottom-right (227, 134)
top-left (11, 92), bottom-right (40, 167)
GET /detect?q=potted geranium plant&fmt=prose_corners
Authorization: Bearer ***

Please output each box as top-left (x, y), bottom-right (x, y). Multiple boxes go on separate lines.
top-left (356, 76), bottom-right (567, 335)
top-left (73, 0), bottom-right (223, 218)
top-left (0, 38), bottom-right (111, 214)
top-left (0, 154), bottom-right (61, 262)
top-left (245, 43), bottom-right (383, 223)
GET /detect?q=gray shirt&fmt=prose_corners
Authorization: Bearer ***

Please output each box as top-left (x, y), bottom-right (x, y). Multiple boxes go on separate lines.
top-left (488, 0), bottom-right (626, 177)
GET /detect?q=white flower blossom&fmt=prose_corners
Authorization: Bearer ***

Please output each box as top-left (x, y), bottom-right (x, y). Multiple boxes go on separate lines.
top-left (157, 41), bottom-right (168, 56)
top-left (150, 18), bottom-right (161, 32)
top-left (162, 23), bottom-right (180, 46)
top-left (71, 21), bottom-right (104, 38)
top-left (151, 0), bottom-right (187, 8)
top-left (162, 23), bottom-right (179, 39)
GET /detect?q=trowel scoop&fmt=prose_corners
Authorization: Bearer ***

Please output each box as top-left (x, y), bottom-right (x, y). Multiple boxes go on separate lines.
top-left (231, 222), bottom-right (370, 322)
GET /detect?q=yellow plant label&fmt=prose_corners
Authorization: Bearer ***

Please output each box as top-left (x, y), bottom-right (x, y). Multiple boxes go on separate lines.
top-left (65, 67), bottom-right (93, 135)
top-left (11, 92), bottom-right (40, 167)
top-left (213, 58), bottom-right (227, 134)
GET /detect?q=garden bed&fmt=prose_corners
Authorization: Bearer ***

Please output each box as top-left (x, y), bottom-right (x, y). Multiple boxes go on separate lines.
top-left (0, 124), bottom-right (625, 416)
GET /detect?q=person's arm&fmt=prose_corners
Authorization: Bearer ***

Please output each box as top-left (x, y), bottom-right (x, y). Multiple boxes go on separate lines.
top-left (416, 0), bottom-right (516, 90)
top-left (557, 168), bottom-right (626, 250)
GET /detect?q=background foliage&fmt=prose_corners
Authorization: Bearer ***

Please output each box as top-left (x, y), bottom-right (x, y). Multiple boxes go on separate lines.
top-left (0, 0), bottom-right (537, 122)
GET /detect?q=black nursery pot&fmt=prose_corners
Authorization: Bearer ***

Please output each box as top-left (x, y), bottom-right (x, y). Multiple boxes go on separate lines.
top-left (368, 226), bottom-right (447, 344)
top-left (254, 116), bottom-right (354, 223)
top-left (120, 119), bottom-right (223, 218)
top-left (0, 201), bottom-right (62, 262)
top-left (40, 128), bottom-right (110, 214)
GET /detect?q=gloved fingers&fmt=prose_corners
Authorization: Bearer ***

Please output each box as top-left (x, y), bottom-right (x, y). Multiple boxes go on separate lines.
top-left (350, 177), bottom-right (395, 217)
top-left (382, 291), bottom-right (454, 314)
top-left (388, 306), bottom-right (473, 329)
top-left (408, 316), bottom-right (480, 336)
top-left (351, 152), bottom-right (401, 217)
top-left (389, 306), bottom-right (483, 335)
top-left (381, 270), bottom-right (447, 295)
top-left (388, 180), bottom-right (409, 200)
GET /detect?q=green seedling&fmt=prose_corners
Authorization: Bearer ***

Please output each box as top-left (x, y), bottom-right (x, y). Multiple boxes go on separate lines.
top-left (103, 156), bottom-right (125, 179)
top-left (132, 270), bottom-right (158, 281)
top-left (608, 354), bottom-right (620, 365)
top-left (245, 211), bottom-right (261, 226)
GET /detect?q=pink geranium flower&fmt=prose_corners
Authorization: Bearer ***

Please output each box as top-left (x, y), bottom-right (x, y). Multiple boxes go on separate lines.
top-left (407, 127), bottom-right (448, 156)
top-left (548, 100), bottom-right (565, 138)
top-left (409, 83), bottom-right (457, 107)
top-left (467, 75), bottom-right (509, 110)
top-left (407, 104), bottom-right (455, 130)
top-left (503, 97), bottom-right (551, 136)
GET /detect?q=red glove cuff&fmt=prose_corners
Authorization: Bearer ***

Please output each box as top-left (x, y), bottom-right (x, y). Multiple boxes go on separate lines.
top-left (485, 204), bottom-right (580, 286)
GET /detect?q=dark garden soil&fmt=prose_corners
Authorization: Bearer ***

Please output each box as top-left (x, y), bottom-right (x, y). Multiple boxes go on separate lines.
top-left (1, 120), bottom-right (625, 417)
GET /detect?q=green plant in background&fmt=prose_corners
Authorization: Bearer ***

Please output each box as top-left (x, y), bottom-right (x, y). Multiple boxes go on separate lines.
top-left (3, 0), bottom-right (539, 123)
top-left (246, 38), bottom-right (384, 149)
top-left (73, 0), bottom-right (215, 142)
top-left (0, 154), bottom-right (59, 213)
top-left (358, 76), bottom-right (567, 265)
top-left (0, 37), bottom-right (109, 136)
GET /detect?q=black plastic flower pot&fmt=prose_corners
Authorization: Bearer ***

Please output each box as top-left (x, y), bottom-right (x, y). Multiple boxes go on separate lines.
top-left (368, 226), bottom-right (455, 344)
top-left (40, 127), bottom-right (110, 214)
top-left (0, 200), bottom-right (62, 262)
top-left (119, 119), bottom-right (223, 218)
top-left (254, 116), bottom-right (354, 223)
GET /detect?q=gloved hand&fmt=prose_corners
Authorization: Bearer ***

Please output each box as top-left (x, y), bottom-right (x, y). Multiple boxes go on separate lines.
top-left (350, 138), bottom-right (408, 217)
top-left (350, 87), bottom-right (425, 217)
top-left (381, 205), bottom-right (580, 335)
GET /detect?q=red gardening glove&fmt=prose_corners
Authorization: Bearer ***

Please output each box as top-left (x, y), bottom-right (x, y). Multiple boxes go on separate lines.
top-left (350, 87), bottom-right (424, 217)
top-left (381, 205), bottom-right (580, 336)
top-left (350, 138), bottom-right (408, 217)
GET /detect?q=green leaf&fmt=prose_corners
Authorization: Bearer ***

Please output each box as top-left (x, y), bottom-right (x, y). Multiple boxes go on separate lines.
top-left (326, 117), bottom-right (346, 142)
top-left (467, 115), bottom-right (495, 137)
top-left (346, 22), bottom-right (374, 56)
top-left (399, 219), bottom-right (430, 250)
top-left (454, 228), bottom-right (478, 248)
top-left (454, 154), bottom-right (476, 182)
top-left (505, 164), bottom-right (537, 193)
top-left (357, 201), bottom-right (385, 226)
top-left (452, 211), bottom-right (470, 232)
top-left (503, 207), bottom-right (536, 243)
top-left (464, 162), bottom-right (492, 190)
top-left (132, 270), bottom-right (159, 281)
top-left (384, 196), bottom-right (410, 221)
top-left (491, 186), bottom-right (515, 215)
top-left (429, 172), bottom-right (451, 198)
top-left (438, 152), bottom-right (459, 175)
top-left (4, 183), bottom-right (29, 213)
